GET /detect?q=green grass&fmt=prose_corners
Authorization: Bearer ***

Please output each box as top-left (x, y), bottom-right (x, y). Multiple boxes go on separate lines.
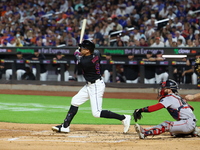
top-left (0, 94), bottom-right (200, 126)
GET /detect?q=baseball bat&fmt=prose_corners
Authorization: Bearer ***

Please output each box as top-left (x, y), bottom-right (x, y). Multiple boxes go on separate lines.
top-left (79, 19), bottom-right (87, 44)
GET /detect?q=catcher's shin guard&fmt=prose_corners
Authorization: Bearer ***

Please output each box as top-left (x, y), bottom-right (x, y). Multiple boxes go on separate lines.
top-left (63, 105), bottom-right (78, 128)
top-left (144, 121), bottom-right (172, 136)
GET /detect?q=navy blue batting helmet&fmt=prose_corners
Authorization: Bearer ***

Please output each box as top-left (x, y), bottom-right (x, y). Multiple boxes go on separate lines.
top-left (79, 40), bottom-right (95, 53)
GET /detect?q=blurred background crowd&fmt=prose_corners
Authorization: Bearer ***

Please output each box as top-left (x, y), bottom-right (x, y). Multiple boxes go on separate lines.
top-left (1, 0), bottom-right (200, 85)
top-left (0, 0), bottom-right (200, 47)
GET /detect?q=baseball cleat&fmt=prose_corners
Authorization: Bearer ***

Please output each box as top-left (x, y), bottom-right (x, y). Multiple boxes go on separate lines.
top-left (52, 124), bottom-right (70, 133)
top-left (134, 123), bottom-right (145, 139)
top-left (192, 127), bottom-right (200, 137)
top-left (122, 115), bottom-right (131, 133)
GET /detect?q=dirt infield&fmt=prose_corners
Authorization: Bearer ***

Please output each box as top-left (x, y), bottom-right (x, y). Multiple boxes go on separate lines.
top-left (1, 123), bottom-right (200, 150)
top-left (0, 89), bottom-right (200, 150)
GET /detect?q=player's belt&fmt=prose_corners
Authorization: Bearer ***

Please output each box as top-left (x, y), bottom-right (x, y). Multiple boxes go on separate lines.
top-left (86, 77), bottom-right (102, 84)
top-left (181, 118), bottom-right (197, 122)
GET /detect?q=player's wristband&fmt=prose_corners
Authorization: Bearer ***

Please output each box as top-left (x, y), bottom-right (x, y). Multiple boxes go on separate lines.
top-left (142, 107), bottom-right (149, 112)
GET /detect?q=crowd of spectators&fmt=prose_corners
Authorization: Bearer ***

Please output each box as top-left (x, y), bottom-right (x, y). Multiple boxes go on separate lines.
top-left (0, 0), bottom-right (200, 48)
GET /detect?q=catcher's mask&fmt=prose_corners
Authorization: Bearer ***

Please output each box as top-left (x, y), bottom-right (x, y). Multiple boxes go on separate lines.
top-left (195, 58), bottom-right (200, 76)
top-left (158, 79), bottom-right (179, 97)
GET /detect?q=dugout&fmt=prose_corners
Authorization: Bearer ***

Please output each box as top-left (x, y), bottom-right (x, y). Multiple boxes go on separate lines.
top-left (0, 46), bottom-right (199, 89)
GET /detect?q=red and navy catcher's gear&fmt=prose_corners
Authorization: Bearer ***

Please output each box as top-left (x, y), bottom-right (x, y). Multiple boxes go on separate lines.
top-left (159, 79), bottom-right (179, 98)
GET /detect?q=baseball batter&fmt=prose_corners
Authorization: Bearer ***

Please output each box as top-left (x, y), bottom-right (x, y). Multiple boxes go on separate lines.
top-left (133, 79), bottom-right (199, 139)
top-left (52, 40), bottom-right (131, 133)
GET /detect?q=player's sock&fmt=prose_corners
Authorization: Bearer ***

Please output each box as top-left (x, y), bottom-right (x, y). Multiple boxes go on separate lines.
top-left (100, 110), bottom-right (125, 121)
top-left (63, 105), bottom-right (78, 128)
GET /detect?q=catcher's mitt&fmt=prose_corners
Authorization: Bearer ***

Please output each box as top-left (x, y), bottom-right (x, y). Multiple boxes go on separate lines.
top-left (133, 109), bottom-right (143, 122)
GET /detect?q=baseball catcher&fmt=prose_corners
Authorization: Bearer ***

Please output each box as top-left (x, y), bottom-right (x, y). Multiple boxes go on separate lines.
top-left (133, 79), bottom-right (200, 139)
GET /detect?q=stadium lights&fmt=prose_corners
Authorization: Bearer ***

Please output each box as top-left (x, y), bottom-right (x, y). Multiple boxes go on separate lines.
top-left (162, 55), bottom-right (187, 58)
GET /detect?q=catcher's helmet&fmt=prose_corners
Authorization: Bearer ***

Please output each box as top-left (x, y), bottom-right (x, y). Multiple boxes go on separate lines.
top-left (161, 79), bottom-right (179, 93)
top-left (79, 40), bottom-right (95, 53)
top-left (159, 79), bottom-right (179, 98)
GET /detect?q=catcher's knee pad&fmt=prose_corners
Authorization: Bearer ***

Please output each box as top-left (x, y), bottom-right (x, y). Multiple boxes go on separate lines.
top-left (159, 121), bottom-right (172, 132)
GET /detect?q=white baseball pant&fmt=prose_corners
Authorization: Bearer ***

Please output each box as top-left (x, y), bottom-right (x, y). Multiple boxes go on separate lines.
top-left (192, 73), bottom-right (197, 85)
top-left (103, 70), bottom-right (110, 83)
top-left (144, 78), bottom-right (155, 84)
top-left (32, 68), bottom-right (48, 81)
top-left (170, 118), bottom-right (196, 135)
top-left (57, 71), bottom-right (69, 81)
top-left (5, 69), bottom-right (25, 80)
top-left (155, 72), bottom-right (169, 84)
top-left (77, 75), bottom-right (86, 82)
top-left (126, 78), bottom-right (139, 83)
top-left (71, 78), bottom-right (105, 118)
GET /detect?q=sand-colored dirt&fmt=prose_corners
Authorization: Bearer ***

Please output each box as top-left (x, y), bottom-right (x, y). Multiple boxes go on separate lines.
top-left (0, 122), bottom-right (200, 150)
